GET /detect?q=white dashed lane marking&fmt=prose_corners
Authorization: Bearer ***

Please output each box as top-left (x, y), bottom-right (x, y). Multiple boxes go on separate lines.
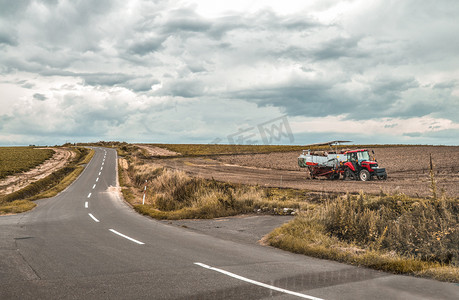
top-left (109, 229), bottom-right (145, 245)
top-left (194, 263), bottom-right (323, 300)
top-left (88, 213), bottom-right (99, 223)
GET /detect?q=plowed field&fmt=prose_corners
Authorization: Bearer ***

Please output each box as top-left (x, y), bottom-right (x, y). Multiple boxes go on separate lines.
top-left (155, 146), bottom-right (459, 198)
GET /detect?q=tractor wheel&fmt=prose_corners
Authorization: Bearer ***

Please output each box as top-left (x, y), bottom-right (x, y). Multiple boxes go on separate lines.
top-left (378, 174), bottom-right (387, 180)
top-left (359, 169), bottom-right (371, 181)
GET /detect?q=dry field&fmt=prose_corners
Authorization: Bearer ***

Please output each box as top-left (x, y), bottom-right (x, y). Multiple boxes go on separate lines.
top-left (154, 146), bottom-right (459, 198)
top-left (135, 144), bottom-right (180, 157)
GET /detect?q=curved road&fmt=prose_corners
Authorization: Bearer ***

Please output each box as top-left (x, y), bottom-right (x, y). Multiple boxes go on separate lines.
top-left (0, 148), bottom-right (457, 299)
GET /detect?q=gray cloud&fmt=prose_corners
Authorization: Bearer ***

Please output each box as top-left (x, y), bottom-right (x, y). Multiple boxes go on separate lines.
top-left (162, 8), bottom-right (212, 34)
top-left (0, 30), bottom-right (17, 46)
top-left (128, 36), bottom-right (167, 56)
top-left (33, 93), bottom-right (47, 101)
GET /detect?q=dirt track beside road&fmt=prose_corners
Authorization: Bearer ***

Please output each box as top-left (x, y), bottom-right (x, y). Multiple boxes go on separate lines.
top-left (155, 146), bottom-right (459, 198)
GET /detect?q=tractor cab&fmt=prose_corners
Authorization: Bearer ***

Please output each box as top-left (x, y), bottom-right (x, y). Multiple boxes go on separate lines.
top-left (346, 149), bottom-right (370, 165)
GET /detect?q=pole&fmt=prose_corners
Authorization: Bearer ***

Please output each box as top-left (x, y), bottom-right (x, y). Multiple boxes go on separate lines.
top-left (142, 180), bottom-right (147, 205)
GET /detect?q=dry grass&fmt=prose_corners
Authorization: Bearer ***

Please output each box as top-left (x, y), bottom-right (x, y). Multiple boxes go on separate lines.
top-left (266, 193), bottom-right (459, 282)
top-left (118, 157), bottom-right (313, 220)
top-left (134, 168), bottom-right (307, 219)
top-left (0, 199), bottom-right (36, 214)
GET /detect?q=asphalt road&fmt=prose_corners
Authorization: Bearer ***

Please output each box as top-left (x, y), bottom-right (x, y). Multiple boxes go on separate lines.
top-left (1, 147), bottom-right (458, 299)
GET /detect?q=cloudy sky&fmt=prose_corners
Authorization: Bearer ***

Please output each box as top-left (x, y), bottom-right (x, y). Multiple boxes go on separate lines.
top-left (1, 0), bottom-right (459, 146)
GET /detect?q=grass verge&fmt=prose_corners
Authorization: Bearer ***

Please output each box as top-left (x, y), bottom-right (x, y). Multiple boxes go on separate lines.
top-left (118, 156), bottom-right (313, 220)
top-left (265, 193), bottom-right (459, 283)
top-left (0, 147), bottom-right (94, 215)
top-left (0, 200), bottom-right (37, 215)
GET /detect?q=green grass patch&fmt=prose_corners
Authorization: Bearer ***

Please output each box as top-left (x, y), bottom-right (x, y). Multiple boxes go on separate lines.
top-left (0, 147), bottom-right (55, 179)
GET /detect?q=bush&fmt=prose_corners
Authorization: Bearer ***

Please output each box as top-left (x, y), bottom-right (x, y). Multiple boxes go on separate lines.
top-left (320, 194), bottom-right (459, 265)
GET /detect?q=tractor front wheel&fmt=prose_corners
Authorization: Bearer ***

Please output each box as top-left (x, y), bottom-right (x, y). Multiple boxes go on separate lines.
top-left (359, 169), bottom-right (371, 181)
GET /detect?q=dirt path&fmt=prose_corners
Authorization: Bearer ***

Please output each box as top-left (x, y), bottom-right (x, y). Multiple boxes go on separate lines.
top-left (155, 146), bottom-right (459, 198)
top-left (0, 148), bottom-right (75, 195)
top-left (135, 144), bottom-right (180, 157)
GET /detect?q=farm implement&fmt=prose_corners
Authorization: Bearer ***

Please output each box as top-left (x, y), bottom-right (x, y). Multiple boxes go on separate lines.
top-left (298, 141), bottom-right (387, 181)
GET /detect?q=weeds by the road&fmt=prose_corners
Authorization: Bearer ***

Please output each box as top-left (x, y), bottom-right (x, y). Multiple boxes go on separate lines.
top-left (118, 157), bottom-right (312, 220)
top-left (0, 147), bottom-right (94, 215)
top-left (0, 200), bottom-right (36, 214)
top-left (135, 169), bottom-right (309, 219)
top-left (266, 192), bottom-right (459, 282)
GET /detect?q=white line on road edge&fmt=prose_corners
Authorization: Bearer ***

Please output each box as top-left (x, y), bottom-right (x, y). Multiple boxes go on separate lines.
top-left (98, 172), bottom-right (101, 176)
top-left (85, 201), bottom-right (88, 208)
top-left (96, 177), bottom-right (99, 182)
top-left (87, 193), bottom-right (92, 198)
top-left (88, 213), bottom-right (99, 222)
top-left (194, 263), bottom-right (324, 300)
top-left (100, 167), bottom-right (103, 170)
top-left (109, 229), bottom-right (145, 245)
top-left (92, 184), bottom-right (96, 189)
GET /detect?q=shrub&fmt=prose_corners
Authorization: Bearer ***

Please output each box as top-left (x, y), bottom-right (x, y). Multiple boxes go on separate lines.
top-left (319, 194), bottom-right (459, 265)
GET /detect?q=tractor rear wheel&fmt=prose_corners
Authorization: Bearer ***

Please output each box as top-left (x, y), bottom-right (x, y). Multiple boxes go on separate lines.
top-left (359, 169), bottom-right (370, 181)
top-left (344, 167), bottom-right (356, 180)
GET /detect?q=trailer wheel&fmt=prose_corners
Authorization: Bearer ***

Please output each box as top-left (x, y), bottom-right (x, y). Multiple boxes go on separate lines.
top-left (359, 169), bottom-right (370, 181)
top-left (308, 167), bottom-right (315, 179)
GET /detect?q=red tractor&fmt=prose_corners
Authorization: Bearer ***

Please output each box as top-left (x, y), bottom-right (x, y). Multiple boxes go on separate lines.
top-left (342, 149), bottom-right (387, 181)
